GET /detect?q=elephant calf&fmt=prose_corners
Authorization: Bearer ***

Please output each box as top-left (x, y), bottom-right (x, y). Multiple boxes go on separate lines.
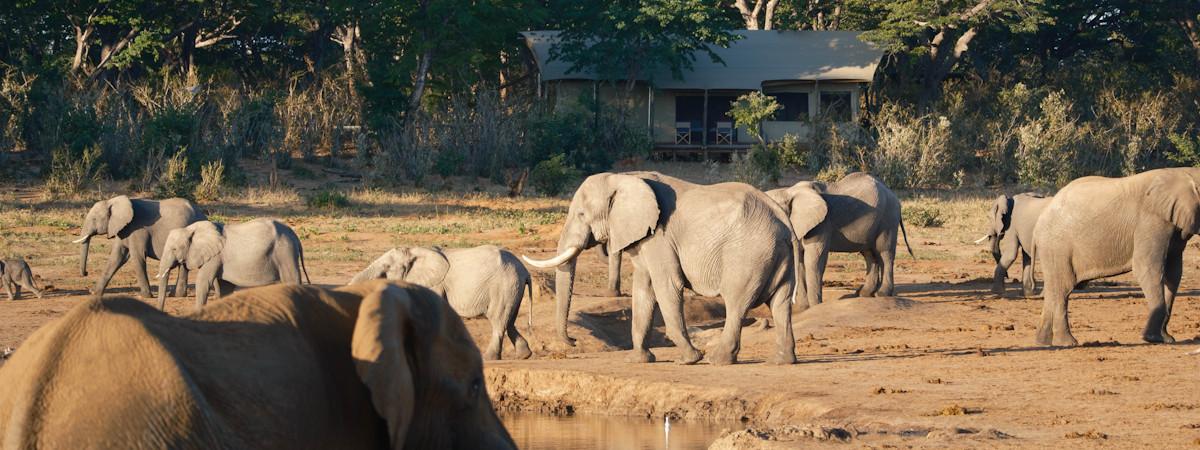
top-left (978, 193), bottom-right (1053, 297)
top-left (156, 218), bottom-right (311, 310)
top-left (351, 245), bottom-right (533, 361)
top-left (0, 258), bottom-right (43, 300)
top-left (0, 281), bottom-right (516, 449)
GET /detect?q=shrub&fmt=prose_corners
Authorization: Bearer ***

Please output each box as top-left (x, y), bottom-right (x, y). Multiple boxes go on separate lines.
top-left (1015, 91), bottom-right (1086, 188)
top-left (307, 189), bottom-right (350, 209)
top-left (434, 149), bottom-right (465, 177)
top-left (193, 160), bottom-right (225, 202)
top-left (1166, 133), bottom-right (1200, 167)
top-left (529, 154), bottom-right (581, 196)
top-left (815, 164), bottom-right (850, 184)
top-left (45, 145), bottom-right (105, 196)
top-left (153, 149), bottom-right (197, 200)
top-left (731, 144), bottom-right (782, 189)
top-left (871, 105), bottom-right (954, 189)
top-left (772, 133), bottom-right (806, 169)
top-left (728, 91), bottom-right (781, 144)
top-left (903, 206), bottom-right (944, 228)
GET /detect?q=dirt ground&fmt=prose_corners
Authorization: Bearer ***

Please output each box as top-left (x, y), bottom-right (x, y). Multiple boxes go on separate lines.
top-left (2, 163), bottom-right (1199, 448)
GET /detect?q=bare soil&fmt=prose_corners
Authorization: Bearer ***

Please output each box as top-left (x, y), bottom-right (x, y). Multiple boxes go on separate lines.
top-left (2, 167), bottom-right (1199, 448)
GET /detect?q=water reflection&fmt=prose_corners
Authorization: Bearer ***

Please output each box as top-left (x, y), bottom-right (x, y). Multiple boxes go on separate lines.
top-left (501, 412), bottom-right (734, 450)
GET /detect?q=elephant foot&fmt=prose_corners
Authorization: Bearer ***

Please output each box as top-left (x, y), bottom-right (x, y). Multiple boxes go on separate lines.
top-left (1143, 332), bottom-right (1175, 344)
top-left (1022, 290), bottom-right (1036, 299)
top-left (139, 291), bottom-right (154, 300)
top-left (678, 347), bottom-right (703, 365)
top-left (513, 340), bottom-right (533, 360)
top-left (769, 351), bottom-right (796, 365)
top-left (1034, 328), bottom-right (1054, 346)
top-left (991, 285), bottom-right (1005, 296)
top-left (558, 333), bottom-right (576, 347)
top-left (626, 348), bottom-right (656, 363)
top-left (1053, 334), bottom-right (1079, 347)
top-left (602, 288), bottom-right (621, 297)
top-left (482, 349), bottom-right (501, 361)
top-left (707, 347), bottom-right (737, 366)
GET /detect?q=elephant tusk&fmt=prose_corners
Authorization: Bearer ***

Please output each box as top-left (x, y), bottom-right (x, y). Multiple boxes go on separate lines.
top-left (72, 236), bottom-right (89, 244)
top-left (973, 234), bottom-right (991, 244)
top-left (522, 246), bottom-right (582, 269)
top-left (1188, 347), bottom-right (1200, 356)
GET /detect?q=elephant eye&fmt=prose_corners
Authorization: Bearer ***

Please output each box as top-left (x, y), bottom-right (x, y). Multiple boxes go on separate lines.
top-left (469, 378), bottom-right (482, 399)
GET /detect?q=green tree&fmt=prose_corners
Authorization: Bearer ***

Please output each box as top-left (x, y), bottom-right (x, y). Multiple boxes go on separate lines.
top-left (727, 91), bottom-right (781, 144)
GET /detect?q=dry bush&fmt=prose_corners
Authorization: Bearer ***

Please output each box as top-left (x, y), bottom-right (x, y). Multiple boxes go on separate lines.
top-left (871, 103), bottom-right (954, 189)
top-left (1015, 91), bottom-right (1089, 188)
top-left (44, 145), bottom-right (105, 197)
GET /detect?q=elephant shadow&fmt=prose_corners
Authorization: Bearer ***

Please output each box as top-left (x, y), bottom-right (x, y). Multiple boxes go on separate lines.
top-left (573, 296), bottom-right (761, 351)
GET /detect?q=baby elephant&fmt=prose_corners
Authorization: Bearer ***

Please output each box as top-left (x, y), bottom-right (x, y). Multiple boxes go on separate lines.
top-left (978, 193), bottom-right (1052, 297)
top-left (1, 259), bottom-right (43, 300)
top-left (350, 245), bottom-right (534, 360)
top-left (156, 218), bottom-right (311, 310)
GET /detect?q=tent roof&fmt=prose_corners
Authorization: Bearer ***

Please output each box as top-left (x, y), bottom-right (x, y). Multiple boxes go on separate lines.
top-left (520, 30), bottom-right (883, 90)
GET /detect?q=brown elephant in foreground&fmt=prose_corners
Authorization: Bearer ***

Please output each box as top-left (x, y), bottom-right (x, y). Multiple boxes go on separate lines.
top-left (1035, 168), bottom-right (1200, 346)
top-left (0, 281), bottom-right (516, 449)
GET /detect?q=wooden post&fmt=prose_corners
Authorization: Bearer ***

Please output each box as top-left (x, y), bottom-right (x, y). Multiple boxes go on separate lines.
top-left (647, 84), bottom-right (654, 140)
top-left (702, 89), bottom-right (709, 161)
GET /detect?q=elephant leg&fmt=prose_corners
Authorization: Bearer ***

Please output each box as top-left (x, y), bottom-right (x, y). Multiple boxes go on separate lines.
top-left (193, 264), bottom-right (221, 311)
top-left (21, 279), bottom-right (41, 299)
top-left (879, 248), bottom-right (897, 297)
top-left (4, 280), bottom-right (13, 301)
top-left (1020, 250), bottom-right (1036, 298)
top-left (605, 249), bottom-right (622, 297)
top-left (803, 244), bottom-right (828, 306)
top-left (768, 280), bottom-right (797, 365)
top-left (994, 248), bottom-right (1017, 297)
top-left (1134, 240), bottom-right (1172, 344)
top-left (1158, 249), bottom-right (1183, 344)
top-left (626, 265), bottom-right (657, 363)
top-left (127, 243), bottom-right (153, 299)
top-left (708, 295), bottom-right (749, 366)
top-left (482, 316), bottom-right (505, 361)
top-left (506, 323), bottom-right (532, 360)
top-left (1036, 277), bottom-right (1077, 346)
top-left (173, 266), bottom-right (189, 298)
top-left (860, 251), bottom-right (881, 297)
top-left (93, 244), bottom-right (130, 297)
top-left (653, 281), bottom-right (701, 365)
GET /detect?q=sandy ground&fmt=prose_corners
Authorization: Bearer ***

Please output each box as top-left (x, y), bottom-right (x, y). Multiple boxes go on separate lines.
top-left (2, 166), bottom-right (1199, 448)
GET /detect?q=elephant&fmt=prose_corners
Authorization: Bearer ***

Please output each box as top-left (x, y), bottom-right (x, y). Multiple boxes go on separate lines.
top-left (0, 280), bottom-right (517, 449)
top-left (1034, 168), bottom-right (1200, 346)
top-left (765, 172), bottom-right (912, 307)
top-left (156, 218), bottom-right (311, 310)
top-left (350, 245), bottom-right (534, 361)
top-left (523, 171), bottom-right (797, 366)
top-left (975, 193), bottom-right (1053, 297)
top-left (0, 258), bottom-right (43, 300)
top-left (74, 195), bottom-right (206, 299)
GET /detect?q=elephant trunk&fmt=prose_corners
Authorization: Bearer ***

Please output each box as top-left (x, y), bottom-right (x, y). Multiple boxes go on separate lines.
top-left (555, 260), bottom-right (577, 346)
top-left (157, 254), bottom-right (177, 280)
top-left (78, 235), bottom-right (92, 277)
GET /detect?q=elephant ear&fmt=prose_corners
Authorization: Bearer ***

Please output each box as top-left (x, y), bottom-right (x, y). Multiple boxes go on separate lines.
top-left (992, 195), bottom-right (1012, 236)
top-left (185, 222), bottom-right (224, 270)
top-left (351, 250), bottom-right (396, 284)
top-left (1147, 173), bottom-right (1200, 235)
top-left (405, 247), bottom-right (450, 288)
top-left (351, 283), bottom-right (420, 448)
top-left (606, 174), bottom-right (659, 253)
top-left (106, 195), bottom-right (135, 239)
top-left (787, 186), bottom-right (828, 238)
top-left (764, 188), bottom-right (792, 210)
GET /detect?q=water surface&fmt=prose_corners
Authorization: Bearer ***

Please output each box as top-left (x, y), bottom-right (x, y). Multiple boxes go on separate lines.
top-left (502, 412), bottom-right (735, 449)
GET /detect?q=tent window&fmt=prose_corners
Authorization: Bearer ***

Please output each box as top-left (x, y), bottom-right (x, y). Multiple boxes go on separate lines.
top-left (819, 91), bottom-right (852, 122)
top-left (771, 93), bottom-right (809, 122)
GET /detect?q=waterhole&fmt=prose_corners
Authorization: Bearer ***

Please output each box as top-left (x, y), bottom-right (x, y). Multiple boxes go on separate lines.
top-left (502, 412), bottom-right (736, 449)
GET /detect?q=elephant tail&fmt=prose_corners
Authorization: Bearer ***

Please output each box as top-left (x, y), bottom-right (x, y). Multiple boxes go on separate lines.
top-left (299, 246), bottom-right (312, 285)
top-left (899, 217), bottom-right (915, 259)
top-left (524, 276), bottom-right (534, 334)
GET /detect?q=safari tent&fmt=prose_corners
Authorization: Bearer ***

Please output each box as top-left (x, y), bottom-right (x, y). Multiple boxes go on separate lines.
top-left (520, 30), bottom-right (885, 157)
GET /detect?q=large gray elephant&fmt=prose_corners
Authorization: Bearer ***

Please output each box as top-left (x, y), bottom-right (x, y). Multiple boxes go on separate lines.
top-left (1034, 168), bottom-right (1200, 346)
top-left (976, 193), bottom-right (1053, 297)
top-left (156, 218), bottom-right (310, 310)
top-left (74, 196), bottom-right (205, 298)
top-left (350, 245), bottom-right (534, 361)
top-left (0, 281), bottom-right (516, 449)
top-left (765, 172), bottom-right (912, 307)
top-left (523, 172), bottom-right (797, 366)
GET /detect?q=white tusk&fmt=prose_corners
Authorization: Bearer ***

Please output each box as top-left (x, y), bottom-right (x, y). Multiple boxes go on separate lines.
top-left (1188, 347), bottom-right (1200, 356)
top-left (973, 234), bottom-right (990, 244)
top-left (522, 246), bottom-right (582, 269)
top-left (72, 236), bottom-right (89, 244)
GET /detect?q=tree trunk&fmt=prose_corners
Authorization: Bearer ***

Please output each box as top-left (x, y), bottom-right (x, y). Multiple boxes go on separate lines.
top-left (918, 26), bottom-right (977, 110)
top-left (409, 49), bottom-right (433, 110)
top-left (1177, 16), bottom-right (1200, 65)
top-left (71, 24), bottom-right (92, 72)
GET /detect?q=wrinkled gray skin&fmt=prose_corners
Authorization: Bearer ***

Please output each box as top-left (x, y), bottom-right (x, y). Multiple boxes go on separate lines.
top-left (157, 218), bottom-right (310, 310)
top-left (524, 172), bottom-right (796, 366)
top-left (0, 259), bottom-right (43, 300)
top-left (350, 245), bottom-right (534, 361)
top-left (984, 193), bottom-right (1052, 297)
top-left (76, 196), bottom-right (205, 299)
top-left (1034, 168), bottom-right (1200, 346)
top-left (766, 172), bottom-right (912, 307)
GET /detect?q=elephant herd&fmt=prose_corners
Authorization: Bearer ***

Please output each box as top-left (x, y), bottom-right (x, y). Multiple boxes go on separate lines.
top-left (1, 167), bottom-right (1199, 447)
